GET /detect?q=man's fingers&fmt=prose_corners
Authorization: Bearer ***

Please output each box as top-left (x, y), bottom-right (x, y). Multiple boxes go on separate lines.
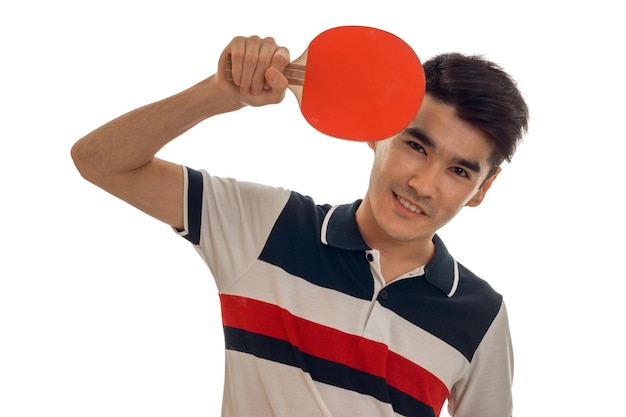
top-left (269, 46), bottom-right (290, 71)
top-left (238, 36), bottom-right (264, 94)
top-left (222, 36), bottom-right (249, 86)
top-left (219, 35), bottom-right (290, 106)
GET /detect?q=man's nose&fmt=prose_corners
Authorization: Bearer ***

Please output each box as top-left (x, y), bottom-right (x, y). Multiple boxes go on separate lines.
top-left (407, 164), bottom-right (439, 198)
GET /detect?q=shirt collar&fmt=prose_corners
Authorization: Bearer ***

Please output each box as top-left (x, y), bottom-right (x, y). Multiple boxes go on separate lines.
top-left (321, 201), bottom-right (458, 297)
top-left (321, 201), bottom-right (370, 251)
top-left (424, 235), bottom-right (459, 297)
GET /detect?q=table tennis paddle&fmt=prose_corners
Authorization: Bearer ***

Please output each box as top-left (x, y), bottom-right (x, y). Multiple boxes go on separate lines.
top-left (225, 26), bottom-right (425, 141)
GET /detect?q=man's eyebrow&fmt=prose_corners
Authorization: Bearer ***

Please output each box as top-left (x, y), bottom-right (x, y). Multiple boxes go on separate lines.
top-left (452, 156), bottom-right (482, 175)
top-left (403, 127), bottom-right (482, 175)
top-left (404, 127), bottom-right (435, 148)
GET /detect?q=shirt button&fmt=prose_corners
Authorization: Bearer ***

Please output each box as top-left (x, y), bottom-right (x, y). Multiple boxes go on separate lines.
top-left (380, 290), bottom-right (388, 299)
top-left (366, 253), bottom-right (374, 262)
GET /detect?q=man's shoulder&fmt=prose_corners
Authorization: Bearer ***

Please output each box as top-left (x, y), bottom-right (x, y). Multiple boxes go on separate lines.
top-left (455, 261), bottom-right (503, 300)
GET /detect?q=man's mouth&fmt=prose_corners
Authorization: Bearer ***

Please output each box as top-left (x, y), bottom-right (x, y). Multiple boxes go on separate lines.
top-left (396, 194), bottom-right (424, 215)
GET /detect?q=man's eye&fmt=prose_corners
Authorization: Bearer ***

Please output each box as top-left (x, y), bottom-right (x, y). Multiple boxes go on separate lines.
top-left (408, 142), bottom-right (425, 153)
top-left (452, 167), bottom-right (469, 178)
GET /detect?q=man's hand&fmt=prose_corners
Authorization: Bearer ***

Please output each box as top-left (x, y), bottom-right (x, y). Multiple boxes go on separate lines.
top-left (216, 35), bottom-right (291, 107)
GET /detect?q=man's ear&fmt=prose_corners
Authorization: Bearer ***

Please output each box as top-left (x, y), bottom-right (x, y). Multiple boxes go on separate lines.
top-left (367, 140), bottom-right (378, 151)
top-left (466, 167), bottom-right (501, 207)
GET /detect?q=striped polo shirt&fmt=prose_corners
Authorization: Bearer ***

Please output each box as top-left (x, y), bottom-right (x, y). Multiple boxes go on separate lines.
top-left (176, 167), bottom-right (513, 417)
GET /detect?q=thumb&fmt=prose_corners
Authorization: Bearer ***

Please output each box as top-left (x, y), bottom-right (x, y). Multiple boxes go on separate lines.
top-left (265, 67), bottom-right (289, 90)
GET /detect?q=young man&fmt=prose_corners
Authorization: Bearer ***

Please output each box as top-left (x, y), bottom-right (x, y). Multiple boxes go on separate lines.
top-left (71, 35), bottom-right (528, 417)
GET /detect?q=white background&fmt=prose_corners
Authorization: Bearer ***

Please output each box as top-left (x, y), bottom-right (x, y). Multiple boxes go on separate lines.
top-left (1, 1), bottom-right (624, 416)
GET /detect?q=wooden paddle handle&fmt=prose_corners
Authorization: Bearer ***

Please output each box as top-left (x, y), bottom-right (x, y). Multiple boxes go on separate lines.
top-left (224, 61), bottom-right (305, 86)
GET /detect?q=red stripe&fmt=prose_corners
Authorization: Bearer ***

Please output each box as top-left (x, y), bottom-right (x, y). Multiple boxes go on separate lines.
top-left (220, 294), bottom-right (448, 411)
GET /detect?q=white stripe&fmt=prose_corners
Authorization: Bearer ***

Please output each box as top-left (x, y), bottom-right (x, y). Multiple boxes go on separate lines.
top-left (447, 259), bottom-right (460, 298)
top-left (320, 205), bottom-right (340, 245)
top-left (222, 351), bottom-right (399, 417)
top-left (363, 292), bottom-right (468, 388)
top-left (224, 260), bottom-right (468, 389)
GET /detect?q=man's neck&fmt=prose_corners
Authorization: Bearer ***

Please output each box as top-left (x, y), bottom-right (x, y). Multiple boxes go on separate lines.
top-left (372, 237), bottom-right (435, 284)
top-left (355, 209), bottom-right (436, 283)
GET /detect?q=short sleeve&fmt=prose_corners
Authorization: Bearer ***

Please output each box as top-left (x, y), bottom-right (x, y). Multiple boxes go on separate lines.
top-left (175, 167), bottom-right (291, 290)
top-left (447, 302), bottom-right (514, 417)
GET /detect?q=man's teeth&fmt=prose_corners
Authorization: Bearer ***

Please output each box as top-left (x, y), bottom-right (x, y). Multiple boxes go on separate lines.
top-left (397, 196), bottom-right (423, 214)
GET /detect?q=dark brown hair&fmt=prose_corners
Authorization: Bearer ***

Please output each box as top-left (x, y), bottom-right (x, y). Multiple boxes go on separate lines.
top-left (423, 53), bottom-right (529, 173)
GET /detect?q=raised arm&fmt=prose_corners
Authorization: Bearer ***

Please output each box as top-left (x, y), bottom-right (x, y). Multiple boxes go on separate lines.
top-left (71, 36), bottom-right (290, 229)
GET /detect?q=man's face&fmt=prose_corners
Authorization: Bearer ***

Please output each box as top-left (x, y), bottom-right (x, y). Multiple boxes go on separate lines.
top-left (357, 95), bottom-right (500, 247)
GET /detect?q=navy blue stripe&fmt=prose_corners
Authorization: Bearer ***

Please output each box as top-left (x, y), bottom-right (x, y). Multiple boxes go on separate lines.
top-left (258, 192), bottom-right (502, 361)
top-left (378, 265), bottom-right (502, 362)
top-left (224, 326), bottom-right (435, 417)
top-left (259, 192), bottom-right (374, 301)
top-left (182, 167), bottom-right (203, 245)
top-left (389, 386), bottom-right (436, 417)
